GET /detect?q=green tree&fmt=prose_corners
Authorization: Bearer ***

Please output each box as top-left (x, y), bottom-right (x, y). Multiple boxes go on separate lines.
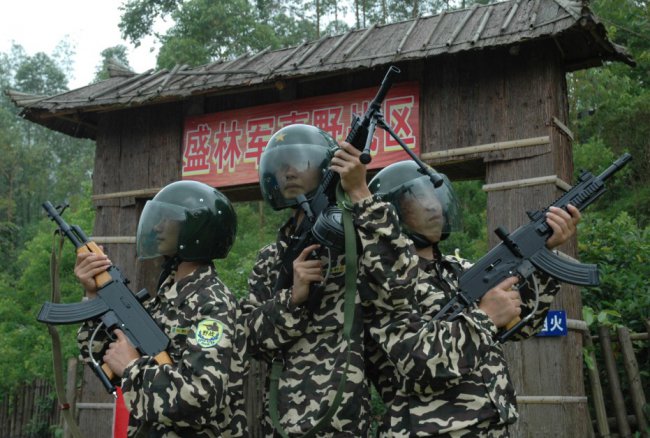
top-left (94, 45), bottom-right (131, 82)
top-left (0, 194), bottom-right (94, 395)
top-left (568, 0), bottom-right (649, 226)
top-left (1, 45), bottom-right (95, 273)
top-left (218, 201), bottom-right (286, 298)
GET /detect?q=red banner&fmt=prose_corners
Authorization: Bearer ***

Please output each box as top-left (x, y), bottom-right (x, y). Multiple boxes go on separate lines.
top-left (182, 82), bottom-right (420, 188)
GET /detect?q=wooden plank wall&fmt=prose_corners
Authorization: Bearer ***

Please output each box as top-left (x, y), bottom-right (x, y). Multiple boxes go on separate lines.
top-left (418, 43), bottom-right (589, 436)
top-left (76, 103), bottom-right (184, 434)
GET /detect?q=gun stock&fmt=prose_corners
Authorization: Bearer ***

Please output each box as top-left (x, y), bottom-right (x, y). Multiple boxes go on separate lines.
top-left (434, 154), bottom-right (631, 341)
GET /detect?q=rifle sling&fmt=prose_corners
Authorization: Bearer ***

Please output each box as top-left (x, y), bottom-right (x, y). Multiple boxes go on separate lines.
top-left (48, 232), bottom-right (83, 438)
top-left (269, 184), bottom-right (357, 437)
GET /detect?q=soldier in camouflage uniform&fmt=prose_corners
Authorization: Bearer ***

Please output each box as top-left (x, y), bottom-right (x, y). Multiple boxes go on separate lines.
top-left (242, 124), bottom-right (418, 437)
top-left (75, 180), bottom-right (248, 437)
top-left (366, 160), bottom-right (581, 437)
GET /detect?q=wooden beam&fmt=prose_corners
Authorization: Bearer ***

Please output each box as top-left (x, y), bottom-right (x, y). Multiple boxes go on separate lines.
top-left (482, 175), bottom-right (571, 192)
top-left (552, 116), bottom-right (574, 141)
top-left (516, 396), bottom-right (588, 404)
top-left (91, 188), bottom-right (160, 201)
top-left (420, 136), bottom-right (549, 161)
top-left (90, 236), bottom-right (136, 244)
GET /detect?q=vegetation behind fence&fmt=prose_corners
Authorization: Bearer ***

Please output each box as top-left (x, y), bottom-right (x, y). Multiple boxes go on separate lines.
top-left (0, 380), bottom-right (60, 438)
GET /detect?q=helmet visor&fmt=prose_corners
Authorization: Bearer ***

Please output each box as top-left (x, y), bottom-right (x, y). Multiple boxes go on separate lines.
top-left (260, 143), bottom-right (328, 210)
top-left (395, 176), bottom-right (461, 242)
top-left (136, 201), bottom-right (187, 260)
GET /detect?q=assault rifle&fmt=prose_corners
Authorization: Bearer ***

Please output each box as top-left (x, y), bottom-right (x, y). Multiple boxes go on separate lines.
top-left (274, 66), bottom-right (444, 308)
top-left (433, 153), bottom-right (632, 342)
top-left (38, 201), bottom-right (172, 396)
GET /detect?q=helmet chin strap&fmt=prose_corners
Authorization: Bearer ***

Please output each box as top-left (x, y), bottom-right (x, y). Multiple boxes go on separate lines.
top-left (408, 232), bottom-right (444, 260)
top-left (409, 231), bottom-right (433, 249)
top-left (157, 255), bottom-right (182, 289)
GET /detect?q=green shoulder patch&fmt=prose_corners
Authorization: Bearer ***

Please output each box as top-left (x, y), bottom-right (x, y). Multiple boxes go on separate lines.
top-left (195, 319), bottom-right (224, 348)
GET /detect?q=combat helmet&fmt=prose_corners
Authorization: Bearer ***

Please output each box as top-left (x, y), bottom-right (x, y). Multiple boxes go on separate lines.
top-left (259, 124), bottom-right (337, 210)
top-left (369, 160), bottom-right (460, 246)
top-left (136, 180), bottom-right (237, 261)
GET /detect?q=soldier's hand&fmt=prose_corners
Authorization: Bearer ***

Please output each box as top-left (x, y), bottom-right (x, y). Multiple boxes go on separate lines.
top-left (103, 329), bottom-right (140, 377)
top-left (74, 249), bottom-right (111, 297)
top-left (546, 204), bottom-right (581, 249)
top-left (478, 276), bottom-right (522, 328)
top-left (330, 141), bottom-right (371, 203)
top-left (291, 244), bottom-right (323, 306)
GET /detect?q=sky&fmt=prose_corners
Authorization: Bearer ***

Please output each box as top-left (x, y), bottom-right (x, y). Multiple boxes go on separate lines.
top-left (1, 1), bottom-right (166, 89)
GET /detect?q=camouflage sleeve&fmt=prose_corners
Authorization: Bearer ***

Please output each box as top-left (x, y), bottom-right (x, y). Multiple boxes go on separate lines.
top-left (352, 197), bottom-right (497, 394)
top-left (120, 284), bottom-right (237, 427)
top-left (240, 244), bottom-right (310, 361)
top-left (370, 280), bottom-right (498, 395)
top-left (352, 196), bottom-right (418, 309)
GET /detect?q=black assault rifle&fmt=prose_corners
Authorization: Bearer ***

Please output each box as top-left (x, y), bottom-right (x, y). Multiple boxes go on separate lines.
top-left (38, 202), bottom-right (172, 396)
top-left (274, 66), bottom-right (443, 309)
top-left (433, 153), bottom-right (632, 342)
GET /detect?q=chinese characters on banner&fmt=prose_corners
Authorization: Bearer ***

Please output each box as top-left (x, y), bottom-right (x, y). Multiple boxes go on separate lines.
top-left (182, 83), bottom-right (420, 188)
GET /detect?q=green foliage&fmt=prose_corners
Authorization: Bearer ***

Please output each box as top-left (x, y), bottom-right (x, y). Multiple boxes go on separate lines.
top-left (0, 45), bottom-right (96, 272)
top-left (439, 180), bottom-right (488, 260)
top-left (94, 45), bottom-right (131, 82)
top-left (578, 211), bottom-right (649, 334)
top-left (119, 0), bottom-right (180, 47)
top-left (0, 198), bottom-right (95, 396)
top-left (568, 0), bottom-right (650, 228)
top-left (218, 201), bottom-right (286, 298)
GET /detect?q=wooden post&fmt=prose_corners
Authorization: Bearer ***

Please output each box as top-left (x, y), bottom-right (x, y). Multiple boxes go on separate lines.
top-left (616, 327), bottom-right (649, 436)
top-left (244, 359), bottom-right (267, 437)
top-left (583, 329), bottom-right (611, 437)
top-left (598, 325), bottom-right (632, 438)
top-left (64, 357), bottom-right (79, 438)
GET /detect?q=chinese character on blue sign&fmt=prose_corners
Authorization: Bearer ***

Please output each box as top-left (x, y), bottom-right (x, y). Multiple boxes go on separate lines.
top-left (537, 310), bottom-right (567, 337)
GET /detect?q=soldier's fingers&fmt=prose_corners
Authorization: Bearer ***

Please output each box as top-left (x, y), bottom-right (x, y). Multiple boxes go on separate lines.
top-left (295, 266), bottom-right (323, 277)
top-left (497, 276), bottom-right (519, 290)
top-left (545, 214), bottom-right (563, 234)
top-left (548, 206), bottom-right (572, 221)
top-left (296, 244), bottom-right (320, 262)
top-left (550, 207), bottom-right (575, 232)
top-left (510, 290), bottom-right (522, 302)
top-left (337, 141), bottom-right (360, 155)
top-left (75, 251), bottom-right (97, 267)
top-left (565, 204), bottom-right (581, 224)
top-left (295, 260), bottom-right (322, 269)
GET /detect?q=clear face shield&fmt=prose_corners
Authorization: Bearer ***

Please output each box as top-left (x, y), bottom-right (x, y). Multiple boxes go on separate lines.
top-left (260, 144), bottom-right (328, 210)
top-left (395, 175), bottom-right (461, 243)
top-left (136, 201), bottom-right (187, 260)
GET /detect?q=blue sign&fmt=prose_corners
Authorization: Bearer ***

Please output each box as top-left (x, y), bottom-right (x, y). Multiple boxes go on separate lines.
top-left (537, 310), bottom-right (567, 337)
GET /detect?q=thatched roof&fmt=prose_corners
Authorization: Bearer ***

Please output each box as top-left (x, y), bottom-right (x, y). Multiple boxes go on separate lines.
top-left (5, 0), bottom-right (634, 139)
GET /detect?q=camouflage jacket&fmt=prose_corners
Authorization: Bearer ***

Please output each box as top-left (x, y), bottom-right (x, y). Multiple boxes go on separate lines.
top-left (77, 264), bottom-right (248, 437)
top-left (368, 252), bottom-right (560, 437)
top-left (242, 196), bottom-right (417, 437)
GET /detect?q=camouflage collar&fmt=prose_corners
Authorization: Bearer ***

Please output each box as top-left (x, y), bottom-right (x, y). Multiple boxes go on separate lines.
top-left (159, 263), bottom-right (216, 306)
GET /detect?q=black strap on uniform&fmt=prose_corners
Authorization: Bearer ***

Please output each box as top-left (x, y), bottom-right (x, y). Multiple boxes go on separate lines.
top-left (269, 184), bottom-right (357, 437)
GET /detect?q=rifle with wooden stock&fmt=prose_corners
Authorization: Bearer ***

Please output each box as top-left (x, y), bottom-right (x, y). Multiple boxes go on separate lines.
top-left (37, 201), bottom-right (172, 396)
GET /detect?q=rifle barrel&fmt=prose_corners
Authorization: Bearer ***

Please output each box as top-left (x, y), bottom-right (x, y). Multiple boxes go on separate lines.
top-left (598, 153), bottom-right (632, 181)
